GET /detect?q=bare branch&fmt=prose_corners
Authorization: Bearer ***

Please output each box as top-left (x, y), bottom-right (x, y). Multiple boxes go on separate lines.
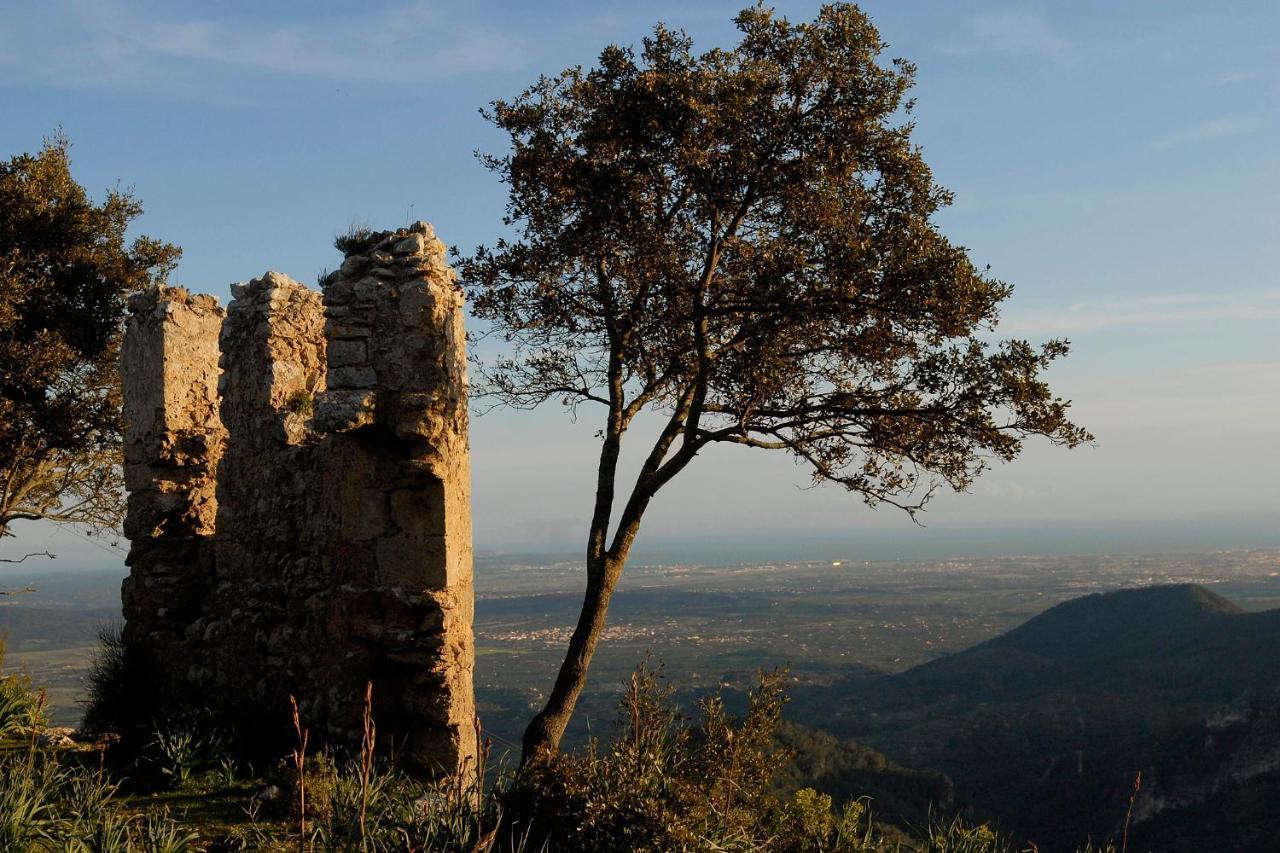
top-left (0, 551), bottom-right (54, 564)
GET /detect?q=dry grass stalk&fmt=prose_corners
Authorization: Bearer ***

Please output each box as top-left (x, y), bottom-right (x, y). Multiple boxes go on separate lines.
top-left (359, 681), bottom-right (375, 848)
top-left (290, 694), bottom-right (309, 852)
top-left (27, 688), bottom-right (47, 754)
top-left (1121, 770), bottom-right (1142, 853)
top-left (470, 715), bottom-right (497, 852)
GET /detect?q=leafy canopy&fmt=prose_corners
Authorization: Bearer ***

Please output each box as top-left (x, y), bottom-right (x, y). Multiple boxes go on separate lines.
top-left (0, 134), bottom-right (179, 539)
top-left (463, 4), bottom-right (1090, 521)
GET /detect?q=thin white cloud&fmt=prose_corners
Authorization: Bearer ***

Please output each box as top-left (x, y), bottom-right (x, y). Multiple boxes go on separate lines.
top-left (942, 12), bottom-right (1074, 66)
top-left (1152, 116), bottom-right (1263, 149)
top-left (1204, 67), bottom-right (1271, 87)
top-left (1071, 361), bottom-right (1280, 431)
top-left (0, 0), bottom-right (531, 88)
top-left (1001, 290), bottom-right (1280, 335)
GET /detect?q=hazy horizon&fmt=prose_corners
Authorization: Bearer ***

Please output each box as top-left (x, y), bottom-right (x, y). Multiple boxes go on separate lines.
top-left (6, 513), bottom-right (1279, 575)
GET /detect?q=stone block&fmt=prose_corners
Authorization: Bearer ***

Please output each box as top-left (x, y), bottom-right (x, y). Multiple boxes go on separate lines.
top-left (329, 365), bottom-right (378, 389)
top-left (389, 485), bottom-right (446, 539)
top-left (398, 283), bottom-right (435, 326)
top-left (326, 280), bottom-right (354, 305)
top-left (342, 487), bottom-right (392, 541)
top-left (315, 389), bottom-right (376, 433)
top-left (375, 535), bottom-right (450, 587)
top-left (327, 322), bottom-right (372, 340)
top-left (395, 233), bottom-right (426, 255)
top-left (327, 339), bottom-right (366, 367)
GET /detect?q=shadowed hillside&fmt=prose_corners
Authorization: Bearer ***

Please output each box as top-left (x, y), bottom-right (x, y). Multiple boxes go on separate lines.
top-left (792, 584), bottom-right (1280, 850)
top-left (1001, 705), bottom-right (1280, 852)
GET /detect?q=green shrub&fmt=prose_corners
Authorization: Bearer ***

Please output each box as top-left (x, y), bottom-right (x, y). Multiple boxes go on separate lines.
top-left (59, 765), bottom-right (119, 827)
top-left (0, 671), bottom-right (46, 738)
top-left (0, 634), bottom-right (47, 739)
top-left (502, 661), bottom-right (837, 852)
top-left (80, 625), bottom-right (140, 737)
top-left (75, 808), bottom-right (133, 852)
top-left (285, 389), bottom-right (314, 416)
top-left (137, 809), bottom-right (200, 852)
top-left (150, 722), bottom-right (211, 789)
top-left (310, 758), bottom-right (505, 852)
top-left (919, 816), bottom-right (1016, 853)
top-left (776, 788), bottom-right (837, 848)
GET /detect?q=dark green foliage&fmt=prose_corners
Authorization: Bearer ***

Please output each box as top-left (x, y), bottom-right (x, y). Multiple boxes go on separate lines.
top-left (0, 639), bottom-right (47, 738)
top-left (138, 810), bottom-right (201, 851)
top-left (80, 624), bottom-right (199, 762)
top-left (0, 133), bottom-right (179, 540)
top-left (464, 0), bottom-right (1090, 515)
top-left (0, 754), bottom-right (71, 849)
top-left (306, 756), bottom-right (508, 852)
top-left (997, 706), bottom-right (1280, 853)
top-left (821, 584), bottom-right (1280, 775)
top-left (79, 625), bottom-right (132, 737)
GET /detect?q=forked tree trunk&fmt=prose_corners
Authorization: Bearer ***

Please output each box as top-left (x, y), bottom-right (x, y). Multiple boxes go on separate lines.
top-left (520, 379), bottom-right (699, 762)
top-left (521, 553), bottom-right (624, 762)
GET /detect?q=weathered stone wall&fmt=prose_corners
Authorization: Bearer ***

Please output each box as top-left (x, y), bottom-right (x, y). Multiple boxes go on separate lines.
top-left (120, 223), bottom-right (475, 776)
top-left (121, 288), bottom-right (225, 667)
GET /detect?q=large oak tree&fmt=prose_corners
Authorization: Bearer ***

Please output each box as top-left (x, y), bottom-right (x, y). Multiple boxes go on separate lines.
top-left (0, 136), bottom-right (179, 547)
top-left (460, 4), bottom-right (1091, 761)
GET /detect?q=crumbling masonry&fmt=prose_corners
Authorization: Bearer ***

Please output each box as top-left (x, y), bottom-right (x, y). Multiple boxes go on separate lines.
top-left (119, 223), bottom-right (475, 775)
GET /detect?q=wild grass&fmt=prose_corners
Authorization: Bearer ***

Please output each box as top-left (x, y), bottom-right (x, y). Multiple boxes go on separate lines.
top-left (334, 223), bottom-right (376, 256)
top-left (0, 649), bottom-right (1135, 852)
top-left (0, 747), bottom-right (198, 850)
top-left (0, 671), bottom-right (46, 738)
top-left (0, 639), bottom-right (49, 739)
top-left (148, 719), bottom-right (224, 789)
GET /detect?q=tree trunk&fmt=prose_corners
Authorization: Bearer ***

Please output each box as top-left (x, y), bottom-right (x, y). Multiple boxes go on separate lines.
top-left (521, 553), bottom-right (623, 762)
top-left (519, 386), bottom-right (698, 763)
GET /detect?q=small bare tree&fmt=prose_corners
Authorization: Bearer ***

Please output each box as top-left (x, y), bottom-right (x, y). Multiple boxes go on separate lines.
top-left (460, 4), bottom-right (1091, 762)
top-left (0, 135), bottom-right (179, 546)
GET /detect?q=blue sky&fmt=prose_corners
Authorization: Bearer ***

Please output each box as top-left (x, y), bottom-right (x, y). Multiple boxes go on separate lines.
top-left (1, 1), bottom-right (1277, 565)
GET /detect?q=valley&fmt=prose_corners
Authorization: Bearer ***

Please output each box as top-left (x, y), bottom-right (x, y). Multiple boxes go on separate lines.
top-left (4, 548), bottom-right (1280, 849)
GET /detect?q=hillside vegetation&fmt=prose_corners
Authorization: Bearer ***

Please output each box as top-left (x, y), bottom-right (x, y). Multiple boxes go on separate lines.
top-left (0, 642), bottom-right (1129, 852)
top-left (793, 584), bottom-right (1280, 850)
top-left (5, 582), bottom-right (1276, 850)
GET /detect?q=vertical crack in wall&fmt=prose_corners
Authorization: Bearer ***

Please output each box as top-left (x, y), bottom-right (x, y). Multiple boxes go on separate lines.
top-left (120, 222), bottom-right (475, 777)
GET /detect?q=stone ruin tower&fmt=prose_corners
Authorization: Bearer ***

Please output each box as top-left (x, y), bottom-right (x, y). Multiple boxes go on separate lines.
top-left (119, 223), bottom-right (475, 776)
